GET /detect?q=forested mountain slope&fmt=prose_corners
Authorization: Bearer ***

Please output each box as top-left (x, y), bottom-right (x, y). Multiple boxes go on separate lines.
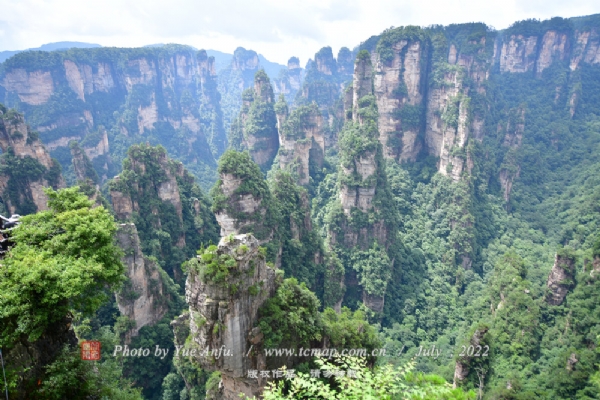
top-left (0, 45), bottom-right (288, 191)
top-left (1, 13), bottom-right (600, 400)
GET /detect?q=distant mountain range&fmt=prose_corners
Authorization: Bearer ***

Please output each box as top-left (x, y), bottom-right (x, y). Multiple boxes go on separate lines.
top-left (144, 44), bottom-right (286, 76)
top-left (0, 41), bottom-right (102, 63)
top-left (1, 42), bottom-right (286, 77)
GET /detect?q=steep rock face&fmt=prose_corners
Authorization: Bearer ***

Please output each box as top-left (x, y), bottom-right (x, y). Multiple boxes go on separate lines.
top-left (116, 223), bottom-right (170, 339)
top-left (0, 106), bottom-right (65, 214)
top-left (232, 49), bottom-right (259, 71)
top-left (338, 55), bottom-right (380, 218)
top-left (275, 98), bottom-right (324, 185)
top-left (497, 29), bottom-right (590, 74)
top-left (2, 69), bottom-right (54, 105)
top-left (339, 151), bottom-right (378, 215)
top-left (212, 151), bottom-right (277, 242)
top-left (287, 57), bottom-right (303, 90)
top-left (0, 120), bottom-right (53, 169)
top-left (82, 129), bottom-right (109, 160)
top-left (499, 108), bottom-right (525, 203)
top-left (218, 47), bottom-right (262, 136)
top-left (352, 51), bottom-right (373, 120)
top-left (0, 45), bottom-right (223, 183)
top-left (336, 47), bottom-right (355, 76)
top-left (109, 144), bottom-right (219, 277)
top-left (214, 172), bottom-right (264, 237)
top-left (373, 36), bottom-right (426, 161)
top-left (110, 145), bottom-right (183, 226)
top-left (315, 47), bottom-right (336, 76)
top-left (433, 91), bottom-right (470, 182)
top-left (336, 53), bottom-right (389, 244)
top-left (363, 20), bottom-right (600, 184)
top-left (272, 56), bottom-right (303, 101)
top-left (570, 29), bottom-right (600, 70)
top-left (546, 251), bottom-right (576, 306)
top-left (70, 140), bottom-right (99, 184)
top-left (499, 35), bottom-right (539, 73)
top-left (427, 36), bottom-right (489, 181)
top-left (324, 53), bottom-right (398, 313)
top-left (229, 70), bottom-right (279, 171)
top-left (79, 128), bottom-right (111, 181)
top-left (296, 47), bottom-right (355, 147)
top-left (370, 26), bottom-right (490, 176)
top-left (537, 31), bottom-right (569, 75)
top-left (185, 234), bottom-right (278, 400)
top-left (453, 326), bottom-right (489, 388)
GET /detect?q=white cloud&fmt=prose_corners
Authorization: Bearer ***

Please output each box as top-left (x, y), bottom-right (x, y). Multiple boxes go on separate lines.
top-left (0, 0), bottom-right (599, 65)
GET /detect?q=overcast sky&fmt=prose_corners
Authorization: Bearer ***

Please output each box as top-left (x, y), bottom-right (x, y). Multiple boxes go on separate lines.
top-left (1, 0), bottom-right (599, 66)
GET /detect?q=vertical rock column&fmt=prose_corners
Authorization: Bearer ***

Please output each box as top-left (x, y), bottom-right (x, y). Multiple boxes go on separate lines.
top-left (546, 250), bottom-right (576, 306)
top-left (373, 36), bottom-right (426, 161)
top-left (275, 95), bottom-right (325, 186)
top-left (185, 234), bottom-right (278, 400)
top-left (115, 223), bottom-right (170, 341)
top-left (0, 107), bottom-right (65, 214)
top-left (325, 51), bottom-right (397, 313)
top-left (211, 150), bottom-right (278, 241)
top-left (229, 70), bottom-right (280, 172)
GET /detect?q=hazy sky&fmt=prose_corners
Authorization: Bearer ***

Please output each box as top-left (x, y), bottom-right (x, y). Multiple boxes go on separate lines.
top-left (1, 0), bottom-right (599, 66)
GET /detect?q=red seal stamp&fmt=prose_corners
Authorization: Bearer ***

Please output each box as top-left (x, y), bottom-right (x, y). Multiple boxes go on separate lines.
top-left (81, 340), bottom-right (101, 360)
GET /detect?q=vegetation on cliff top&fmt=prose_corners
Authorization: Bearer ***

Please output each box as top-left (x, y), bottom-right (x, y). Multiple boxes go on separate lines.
top-left (109, 144), bottom-right (219, 279)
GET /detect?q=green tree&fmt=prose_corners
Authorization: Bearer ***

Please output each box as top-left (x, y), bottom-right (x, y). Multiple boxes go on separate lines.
top-left (0, 187), bottom-right (124, 345)
top-left (246, 356), bottom-right (475, 399)
top-left (0, 187), bottom-right (141, 398)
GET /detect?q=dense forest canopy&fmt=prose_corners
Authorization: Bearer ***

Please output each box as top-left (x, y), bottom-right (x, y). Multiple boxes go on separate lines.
top-left (1, 12), bottom-right (600, 400)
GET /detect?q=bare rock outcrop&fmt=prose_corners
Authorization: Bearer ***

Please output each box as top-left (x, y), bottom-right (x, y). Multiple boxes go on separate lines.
top-left (185, 234), bottom-right (278, 400)
top-left (453, 325), bottom-right (489, 388)
top-left (214, 172), bottom-right (264, 237)
top-left (499, 108), bottom-right (525, 203)
top-left (326, 51), bottom-right (397, 313)
top-left (499, 35), bottom-right (539, 73)
top-left (315, 47), bottom-right (336, 76)
top-left (0, 46), bottom-right (222, 170)
top-left (537, 31), bottom-right (569, 75)
top-left (232, 48), bottom-right (260, 72)
top-left (288, 58), bottom-right (303, 90)
top-left (70, 141), bottom-right (99, 184)
top-left (275, 98), bottom-right (324, 185)
top-left (2, 69), bottom-right (54, 105)
top-left (116, 223), bottom-right (170, 340)
top-left (373, 38), bottom-right (425, 161)
top-left (353, 52), bottom-right (373, 120)
top-left (295, 46), bottom-right (354, 148)
top-left (231, 70), bottom-right (279, 171)
top-left (0, 106), bottom-right (65, 214)
top-left (426, 38), bottom-right (489, 181)
top-left (569, 29), bottom-right (600, 70)
top-left (109, 144), bottom-right (205, 248)
top-left (272, 57), bottom-right (303, 100)
top-left (547, 251), bottom-right (576, 306)
top-left (337, 52), bottom-right (381, 218)
top-left (0, 112), bottom-right (53, 169)
top-left (212, 151), bottom-right (277, 243)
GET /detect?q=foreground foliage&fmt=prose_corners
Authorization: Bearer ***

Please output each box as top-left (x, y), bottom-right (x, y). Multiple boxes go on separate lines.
top-left (0, 187), bottom-right (142, 398)
top-left (0, 187), bottom-right (124, 345)
top-left (246, 356), bottom-right (475, 400)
